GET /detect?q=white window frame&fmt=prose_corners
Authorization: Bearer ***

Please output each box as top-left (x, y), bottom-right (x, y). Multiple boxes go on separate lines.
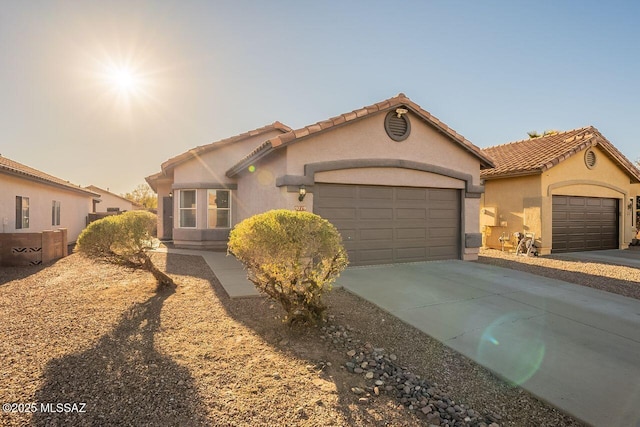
top-left (178, 189), bottom-right (197, 228)
top-left (52, 200), bottom-right (61, 226)
top-left (207, 189), bottom-right (232, 229)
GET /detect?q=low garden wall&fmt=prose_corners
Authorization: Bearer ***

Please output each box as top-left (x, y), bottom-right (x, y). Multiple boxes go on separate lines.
top-left (0, 229), bottom-right (68, 266)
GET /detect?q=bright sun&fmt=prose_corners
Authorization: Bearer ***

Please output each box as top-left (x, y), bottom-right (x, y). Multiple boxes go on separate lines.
top-left (105, 65), bottom-right (142, 95)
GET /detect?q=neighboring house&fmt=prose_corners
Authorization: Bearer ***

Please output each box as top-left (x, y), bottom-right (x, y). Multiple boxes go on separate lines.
top-left (146, 93), bottom-right (494, 265)
top-left (0, 155), bottom-right (99, 243)
top-left (480, 127), bottom-right (640, 254)
top-left (85, 185), bottom-right (144, 212)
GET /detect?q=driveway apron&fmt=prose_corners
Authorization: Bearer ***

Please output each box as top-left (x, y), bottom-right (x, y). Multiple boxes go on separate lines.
top-left (337, 261), bottom-right (640, 427)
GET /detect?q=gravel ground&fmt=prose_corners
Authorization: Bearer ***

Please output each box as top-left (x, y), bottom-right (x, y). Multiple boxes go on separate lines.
top-left (477, 248), bottom-right (640, 300)
top-left (0, 252), bottom-right (587, 426)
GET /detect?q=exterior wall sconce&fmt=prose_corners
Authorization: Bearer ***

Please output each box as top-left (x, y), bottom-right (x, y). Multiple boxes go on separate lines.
top-left (169, 191), bottom-right (173, 198)
top-left (298, 185), bottom-right (307, 202)
top-left (629, 198), bottom-right (634, 211)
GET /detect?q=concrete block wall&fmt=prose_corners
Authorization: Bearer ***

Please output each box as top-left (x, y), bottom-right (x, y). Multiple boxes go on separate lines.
top-left (0, 229), bottom-right (68, 266)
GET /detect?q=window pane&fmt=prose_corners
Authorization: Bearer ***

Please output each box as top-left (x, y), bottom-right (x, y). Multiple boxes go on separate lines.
top-left (16, 196), bottom-right (22, 229)
top-left (217, 191), bottom-right (230, 209)
top-left (180, 210), bottom-right (196, 228)
top-left (180, 190), bottom-right (196, 208)
top-left (22, 197), bottom-right (29, 229)
top-left (52, 201), bottom-right (56, 226)
top-left (216, 210), bottom-right (230, 228)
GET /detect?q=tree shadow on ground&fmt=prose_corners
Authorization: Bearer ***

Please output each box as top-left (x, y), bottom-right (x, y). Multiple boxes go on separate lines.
top-left (0, 262), bottom-right (55, 286)
top-left (162, 252), bottom-right (425, 426)
top-left (33, 285), bottom-right (212, 426)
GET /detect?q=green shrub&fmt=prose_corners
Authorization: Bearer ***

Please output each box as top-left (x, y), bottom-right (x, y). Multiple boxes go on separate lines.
top-left (77, 211), bottom-right (174, 288)
top-left (228, 209), bottom-right (348, 325)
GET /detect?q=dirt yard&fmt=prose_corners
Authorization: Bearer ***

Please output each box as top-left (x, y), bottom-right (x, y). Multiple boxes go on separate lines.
top-left (0, 253), bottom-right (584, 426)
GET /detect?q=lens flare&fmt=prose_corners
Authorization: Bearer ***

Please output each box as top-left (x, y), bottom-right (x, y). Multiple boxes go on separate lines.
top-left (477, 312), bottom-right (546, 385)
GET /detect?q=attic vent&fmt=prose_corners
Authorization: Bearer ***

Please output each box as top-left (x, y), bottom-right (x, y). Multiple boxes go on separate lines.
top-left (585, 149), bottom-right (597, 169)
top-left (384, 110), bottom-right (411, 141)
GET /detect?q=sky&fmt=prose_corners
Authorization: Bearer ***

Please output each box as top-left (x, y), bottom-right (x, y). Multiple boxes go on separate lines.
top-left (1, 0), bottom-right (639, 195)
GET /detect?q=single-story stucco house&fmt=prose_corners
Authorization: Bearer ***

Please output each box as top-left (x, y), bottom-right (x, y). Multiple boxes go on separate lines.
top-left (0, 155), bottom-right (99, 242)
top-left (86, 185), bottom-right (144, 213)
top-left (1, 155), bottom-right (100, 265)
top-left (146, 93), bottom-right (494, 265)
top-left (480, 126), bottom-right (640, 254)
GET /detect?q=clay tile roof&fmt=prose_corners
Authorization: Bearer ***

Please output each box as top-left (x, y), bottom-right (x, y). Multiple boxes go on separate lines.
top-left (160, 121), bottom-right (291, 172)
top-left (481, 126), bottom-right (640, 182)
top-left (0, 155), bottom-right (99, 196)
top-left (226, 93), bottom-right (494, 177)
top-left (85, 185), bottom-right (144, 208)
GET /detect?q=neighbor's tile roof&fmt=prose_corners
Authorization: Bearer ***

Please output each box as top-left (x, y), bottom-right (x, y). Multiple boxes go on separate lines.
top-left (85, 185), bottom-right (144, 208)
top-left (226, 93), bottom-right (494, 177)
top-left (0, 155), bottom-right (99, 196)
top-left (480, 126), bottom-right (640, 182)
top-left (160, 121), bottom-right (291, 172)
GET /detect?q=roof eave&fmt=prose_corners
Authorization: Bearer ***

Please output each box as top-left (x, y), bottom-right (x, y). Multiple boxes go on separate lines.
top-left (0, 168), bottom-right (99, 197)
top-left (226, 143), bottom-right (275, 178)
top-left (481, 169), bottom-right (542, 180)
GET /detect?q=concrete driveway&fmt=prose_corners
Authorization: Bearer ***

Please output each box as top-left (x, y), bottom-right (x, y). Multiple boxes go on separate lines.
top-left (337, 261), bottom-right (640, 427)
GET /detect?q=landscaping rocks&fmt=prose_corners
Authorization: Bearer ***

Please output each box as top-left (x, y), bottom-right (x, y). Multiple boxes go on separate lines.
top-left (321, 322), bottom-right (496, 426)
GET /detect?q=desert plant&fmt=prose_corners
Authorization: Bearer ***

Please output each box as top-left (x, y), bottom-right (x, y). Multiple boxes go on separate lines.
top-left (228, 209), bottom-right (348, 325)
top-left (77, 211), bottom-right (174, 288)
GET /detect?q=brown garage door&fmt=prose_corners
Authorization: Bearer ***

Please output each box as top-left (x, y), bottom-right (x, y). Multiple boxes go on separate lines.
top-left (552, 195), bottom-right (618, 253)
top-left (314, 184), bottom-right (460, 265)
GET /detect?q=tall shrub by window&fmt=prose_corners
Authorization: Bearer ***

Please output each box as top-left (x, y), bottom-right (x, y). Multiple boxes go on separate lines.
top-left (208, 190), bottom-right (230, 228)
top-left (52, 201), bottom-right (61, 226)
top-left (179, 190), bottom-right (196, 228)
top-left (15, 196), bottom-right (29, 229)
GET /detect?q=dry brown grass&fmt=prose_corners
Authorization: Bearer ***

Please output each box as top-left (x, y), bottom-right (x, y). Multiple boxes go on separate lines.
top-left (0, 252), bottom-right (584, 426)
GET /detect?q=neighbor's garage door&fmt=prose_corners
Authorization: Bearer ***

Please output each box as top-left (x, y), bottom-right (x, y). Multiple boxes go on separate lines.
top-left (552, 195), bottom-right (618, 253)
top-left (314, 184), bottom-right (460, 265)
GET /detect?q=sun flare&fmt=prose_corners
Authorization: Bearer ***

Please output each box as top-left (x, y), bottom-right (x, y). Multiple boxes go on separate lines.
top-left (104, 64), bottom-right (143, 97)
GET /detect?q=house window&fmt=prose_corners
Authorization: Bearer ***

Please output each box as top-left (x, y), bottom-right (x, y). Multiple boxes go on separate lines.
top-left (179, 190), bottom-right (197, 228)
top-left (52, 201), bottom-right (61, 226)
top-left (15, 196), bottom-right (29, 229)
top-left (207, 190), bottom-right (231, 228)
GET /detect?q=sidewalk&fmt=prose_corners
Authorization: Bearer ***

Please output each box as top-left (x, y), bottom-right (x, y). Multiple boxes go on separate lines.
top-left (153, 247), bottom-right (259, 298)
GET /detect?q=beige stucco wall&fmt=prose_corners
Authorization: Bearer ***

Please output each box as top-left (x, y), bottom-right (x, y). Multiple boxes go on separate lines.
top-left (173, 130), bottom-right (283, 185)
top-left (1, 173), bottom-right (92, 243)
top-left (481, 174), bottom-right (542, 252)
top-left (315, 168), bottom-right (465, 189)
top-left (285, 111), bottom-right (482, 187)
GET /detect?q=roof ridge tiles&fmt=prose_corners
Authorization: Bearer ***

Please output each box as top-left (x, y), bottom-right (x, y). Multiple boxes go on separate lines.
top-left (483, 126), bottom-right (594, 150)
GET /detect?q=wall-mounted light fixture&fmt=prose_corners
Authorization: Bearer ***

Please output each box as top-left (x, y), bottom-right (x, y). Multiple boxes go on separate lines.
top-left (395, 108), bottom-right (408, 118)
top-left (298, 185), bottom-right (307, 202)
top-left (629, 198), bottom-right (634, 211)
top-left (169, 191), bottom-right (173, 198)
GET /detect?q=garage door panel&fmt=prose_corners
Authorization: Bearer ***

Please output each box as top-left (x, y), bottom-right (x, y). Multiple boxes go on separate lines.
top-left (316, 207), bottom-right (357, 219)
top-left (396, 228), bottom-right (427, 239)
top-left (396, 188), bottom-right (427, 200)
top-left (396, 208), bottom-right (427, 219)
top-left (359, 248), bottom-right (394, 264)
top-left (358, 186), bottom-right (393, 200)
top-left (552, 195), bottom-right (618, 253)
top-left (429, 189), bottom-right (458, 201)
top-left (396, 247), bottom-right (427, 262)
top-left (315, 184), bottom-right (460, 265)
top-left (360, 228), bottom-right (393, 241)
top-left (359, 208), bottom-right (393, 220)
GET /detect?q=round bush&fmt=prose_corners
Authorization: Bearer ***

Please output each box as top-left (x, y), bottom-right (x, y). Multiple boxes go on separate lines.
top-left (228, 209), bottom-right (348, 324)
